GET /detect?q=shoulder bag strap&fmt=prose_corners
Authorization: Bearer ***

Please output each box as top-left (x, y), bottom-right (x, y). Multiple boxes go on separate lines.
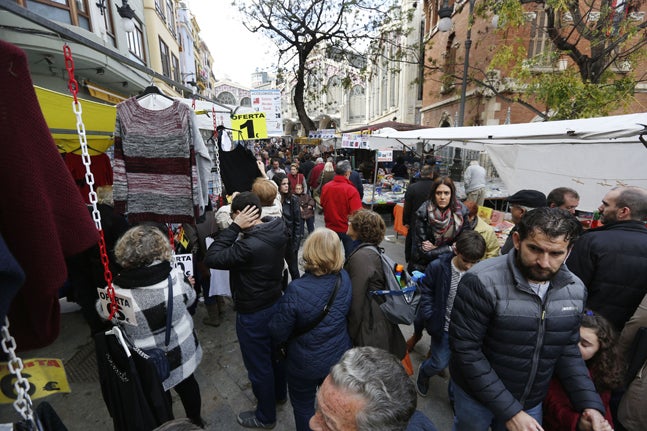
top-left (164, 274), bottom-right (173, 348)
top-left (290, 274), bottom-right (341, 340)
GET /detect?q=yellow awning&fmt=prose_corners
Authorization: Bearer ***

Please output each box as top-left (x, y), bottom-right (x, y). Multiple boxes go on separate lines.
top-left (34, 86), bottom-right (117, 154)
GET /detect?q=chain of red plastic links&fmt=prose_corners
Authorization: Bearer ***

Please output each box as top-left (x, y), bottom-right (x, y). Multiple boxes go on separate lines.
top-left (63, 44), bottom-right (118, 320)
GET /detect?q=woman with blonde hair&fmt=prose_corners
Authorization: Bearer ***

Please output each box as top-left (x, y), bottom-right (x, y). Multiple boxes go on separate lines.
top-left (269, 227), bottom-right (352, 431)
top-left (344, 209), bottom-right (408, 363)
top-left (101, 225), bottom-right (204, 427)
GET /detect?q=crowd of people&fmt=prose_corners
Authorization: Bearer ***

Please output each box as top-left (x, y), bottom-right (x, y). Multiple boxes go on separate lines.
top-left (77, 141), bottom-right (647, 431)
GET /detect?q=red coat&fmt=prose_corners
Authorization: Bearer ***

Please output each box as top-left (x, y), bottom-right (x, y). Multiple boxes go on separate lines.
top-left (543, 373), bottom-right (613, 431)
top-left (320, 175), bottom-right (362, 233)
top-left (308, 163), bottom-right (325, 189)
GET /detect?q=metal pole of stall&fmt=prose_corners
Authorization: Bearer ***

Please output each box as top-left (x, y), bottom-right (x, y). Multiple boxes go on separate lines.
top-left (370, 150), bottom-right (379, 210)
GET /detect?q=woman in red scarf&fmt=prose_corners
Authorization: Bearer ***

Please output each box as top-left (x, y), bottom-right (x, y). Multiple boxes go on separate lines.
top-left (410, 176), bottom-right (470, 273)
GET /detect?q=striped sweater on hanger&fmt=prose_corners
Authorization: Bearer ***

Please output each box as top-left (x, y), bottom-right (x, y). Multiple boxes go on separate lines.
top-left (113, 97), bottom-right (200, 224)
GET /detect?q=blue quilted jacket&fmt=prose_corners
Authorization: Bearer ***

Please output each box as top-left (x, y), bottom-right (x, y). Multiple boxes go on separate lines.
top-left (269, 270), bottom-right (353, 380)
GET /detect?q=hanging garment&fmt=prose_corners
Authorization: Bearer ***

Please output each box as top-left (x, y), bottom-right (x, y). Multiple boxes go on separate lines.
top-left (0, 41), bottom-right (99, 350)
top-left (215, 130), bottom-right (260, 194)
top-left (12, 401), bottom-right (69, 431)
top-left (95, 330), bottom-right (173, 431)
top-left (113, 98), bottom-right (212, 224)
top-left (63, 153), bottom-right (113, 204)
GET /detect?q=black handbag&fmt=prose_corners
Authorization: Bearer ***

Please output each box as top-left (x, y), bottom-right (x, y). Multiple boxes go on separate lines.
top-left (277, 274), bottom-right (341, 360)
top-left (140, 274), bottom-right (173, 381)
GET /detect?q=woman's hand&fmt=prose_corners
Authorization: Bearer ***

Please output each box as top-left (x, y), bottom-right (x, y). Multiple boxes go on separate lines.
top-left (256, 160), bottom-right (268, 178)
top-left (233, 205), bottom-right (260, 229)
top-left (421, 240), bottom-right (437, 252)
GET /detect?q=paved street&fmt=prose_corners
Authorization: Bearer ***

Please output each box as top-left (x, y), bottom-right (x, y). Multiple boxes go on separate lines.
top-left (0, 209), bottom-right (455, 430)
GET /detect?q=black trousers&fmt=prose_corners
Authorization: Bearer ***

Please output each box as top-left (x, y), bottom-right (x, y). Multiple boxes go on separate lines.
top-left (168, 374), bottom-right (202, 425)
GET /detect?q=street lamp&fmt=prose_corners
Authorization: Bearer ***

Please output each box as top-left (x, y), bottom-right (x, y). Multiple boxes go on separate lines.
top-left (438, 0), bottom-right (476, 127)
top-left (116, 0), bottom-right (137, 33)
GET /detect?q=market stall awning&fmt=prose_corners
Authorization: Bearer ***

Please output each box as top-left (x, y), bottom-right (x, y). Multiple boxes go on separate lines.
top-left (34, 86), bottom-right (116, 154)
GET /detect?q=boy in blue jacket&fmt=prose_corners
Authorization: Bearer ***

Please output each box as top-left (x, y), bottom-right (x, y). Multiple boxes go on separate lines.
top-left (416, 230), bottom-right (485, 397)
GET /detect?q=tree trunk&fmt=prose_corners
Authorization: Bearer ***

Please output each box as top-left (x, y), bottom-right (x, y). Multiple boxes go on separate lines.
top-left (293, 49), bottom-right (316, 136)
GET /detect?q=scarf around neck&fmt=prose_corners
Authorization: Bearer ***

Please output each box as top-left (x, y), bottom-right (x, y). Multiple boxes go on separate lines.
top-left (426, 202), bottom-right (464, 245)
top-left (113, 261), bottom-right (172, 289)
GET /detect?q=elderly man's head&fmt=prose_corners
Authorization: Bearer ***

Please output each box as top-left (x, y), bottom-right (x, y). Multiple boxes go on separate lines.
top-left (309, 347), bottom-right (416, 431)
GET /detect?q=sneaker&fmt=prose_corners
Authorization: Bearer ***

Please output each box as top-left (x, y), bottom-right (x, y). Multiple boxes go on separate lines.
top-left (416, 365), bottom-right (429, 397)
top-left (237, 411), bottom-right (276, 429)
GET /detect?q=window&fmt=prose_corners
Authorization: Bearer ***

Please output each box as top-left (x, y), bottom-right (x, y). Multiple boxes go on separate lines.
top-left (127, 20), bottom-right (145, 61)
top-left (327, 76), bottom-right (342, 111)
top-left (166, 0), bottom-right (176, 34)
top-left (26, 0), bottom-right (91, 30)
top-left (527, 11), bottom-right (556, 68)
top-left (101, 0), bottom-right (115, 47)
top-left (349, 85), bottom-right (366, 121)
top-left (216, 92), bottom-right (237, 105)
top-left (154, 0), bottom-right (164, 17)
top-left (171, 55), bottom-right (180, 82)
top-left (159, 38), bottom-right (171, 77)
top-left (240, 97), bottom-right (251, 107)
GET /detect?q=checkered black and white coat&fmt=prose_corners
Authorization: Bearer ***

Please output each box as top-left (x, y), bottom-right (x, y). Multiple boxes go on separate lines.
top-left (111, 266), bottom-right (202, 391)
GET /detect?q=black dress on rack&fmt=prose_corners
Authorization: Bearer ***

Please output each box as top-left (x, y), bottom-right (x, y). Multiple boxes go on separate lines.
top-left (215, 128), bottom-right (260, 194)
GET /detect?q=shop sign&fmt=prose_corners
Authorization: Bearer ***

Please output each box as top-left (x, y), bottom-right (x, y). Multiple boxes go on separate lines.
top-left (0, 359), bottom-right (70, 403)
top-left (341, 133), bottom-right (369, 149)
top-left (231, 112), bottom-right (268, 139)
top-left (377, 150), bottom-right (393, 162)
top-left (251, 89), bottom-right (282, 136)
top-left (85, 81), bottom-right (127, 104)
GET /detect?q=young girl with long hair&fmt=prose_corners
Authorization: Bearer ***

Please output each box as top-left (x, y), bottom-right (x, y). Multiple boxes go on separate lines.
top-left (543, 310), bottom-right (623, 430)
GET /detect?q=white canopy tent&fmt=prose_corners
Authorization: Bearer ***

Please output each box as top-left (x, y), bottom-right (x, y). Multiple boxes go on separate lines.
top-left (367, 113), bottom-right (647, 211)
top-left (176, 98), bottom-right (256, 131)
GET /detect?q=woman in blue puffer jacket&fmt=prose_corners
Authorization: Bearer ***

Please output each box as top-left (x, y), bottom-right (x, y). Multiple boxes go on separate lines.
top-left (269, 227), bottom-right (352, 431)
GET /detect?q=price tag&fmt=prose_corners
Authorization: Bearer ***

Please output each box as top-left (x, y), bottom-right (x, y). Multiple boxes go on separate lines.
top-left (231, 112), bottom-right (268, 140)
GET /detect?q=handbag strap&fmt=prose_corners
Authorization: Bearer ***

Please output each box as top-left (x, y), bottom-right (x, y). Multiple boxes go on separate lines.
top-left (164, 274), bottom-right (173, 347)
top-left (290, 273), bottom-right (341, 340)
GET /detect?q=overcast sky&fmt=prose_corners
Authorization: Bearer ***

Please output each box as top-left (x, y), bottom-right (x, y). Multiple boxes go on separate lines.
top-left (187, 1), bottom-right (277, 87)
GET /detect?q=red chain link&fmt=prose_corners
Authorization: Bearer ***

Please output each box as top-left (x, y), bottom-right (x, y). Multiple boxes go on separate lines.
top-left (62, 45), bottom-right (78, 104)
top-left (212, 106), bottom-right (217, 130)
top-left (62, 44), bottom-right (117, 320)
top-left (167, 225), bottom-right (175, 250)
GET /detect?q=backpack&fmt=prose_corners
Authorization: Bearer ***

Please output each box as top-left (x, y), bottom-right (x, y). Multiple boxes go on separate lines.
top-left (363, 245), bottom-right (422, 325)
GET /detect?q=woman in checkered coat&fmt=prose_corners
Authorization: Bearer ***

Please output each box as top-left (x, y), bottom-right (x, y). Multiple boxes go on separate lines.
top-left (104, 225), bottom-right (204, 427)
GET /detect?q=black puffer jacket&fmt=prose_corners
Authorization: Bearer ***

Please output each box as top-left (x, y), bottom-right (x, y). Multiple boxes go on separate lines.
top-left (449, 251), bottom-right (604, 422)
top-left (204, 217), bottom-right (287, 314)
top-left (282, 193), bottom-right (303, 249)
top-left (566, 220), bottom-right (647, 331)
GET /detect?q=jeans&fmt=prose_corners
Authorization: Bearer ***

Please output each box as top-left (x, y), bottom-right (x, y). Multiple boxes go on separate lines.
top-left (236, 302), bottom-right (287, 424)
top-left (420, 331), bottom-right (450, 378)
top-left (301, 217), bottom-right (315, 235)
top-left (452, 381), bottom-right (542, 431)
top-left (287, 373), bottom-right (324, 431)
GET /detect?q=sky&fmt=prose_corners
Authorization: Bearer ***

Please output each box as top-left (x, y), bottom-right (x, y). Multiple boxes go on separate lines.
top-left (187, 1), bottom-right (277, 87)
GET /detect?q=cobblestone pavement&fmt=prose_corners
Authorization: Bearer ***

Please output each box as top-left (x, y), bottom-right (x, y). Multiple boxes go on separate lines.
top-left (0, 209), bottom-right (454, 430)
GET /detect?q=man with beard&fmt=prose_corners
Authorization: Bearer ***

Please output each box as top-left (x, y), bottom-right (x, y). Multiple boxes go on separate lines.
top-left (566, 186), bottom-right (647, 332)
top-left (449, 207), bottom-right (612, 431)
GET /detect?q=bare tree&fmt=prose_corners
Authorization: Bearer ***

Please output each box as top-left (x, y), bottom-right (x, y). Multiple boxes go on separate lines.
top-left (236, 0), bottom-right (397, 135)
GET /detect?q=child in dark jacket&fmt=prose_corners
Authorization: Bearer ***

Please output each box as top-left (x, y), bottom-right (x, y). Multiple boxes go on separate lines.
top-left (543, 310), bottom-right (624, 430)
top-left (294, 183), bottom-right (315, 235)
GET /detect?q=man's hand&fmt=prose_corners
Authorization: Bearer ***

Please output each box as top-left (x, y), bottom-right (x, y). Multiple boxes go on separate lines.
top-left (233, 205), bottom-right (260, 230)
top-left (505, 411), bottom-right (544, 431)
top-left (578, 409), bottom-right (613, 431)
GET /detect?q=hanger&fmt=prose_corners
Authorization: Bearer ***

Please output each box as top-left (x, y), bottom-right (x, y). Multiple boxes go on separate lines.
top-left (106, 326), bottom-right (131, 357)
top-left (137, 85), bottom-right (174, 101)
